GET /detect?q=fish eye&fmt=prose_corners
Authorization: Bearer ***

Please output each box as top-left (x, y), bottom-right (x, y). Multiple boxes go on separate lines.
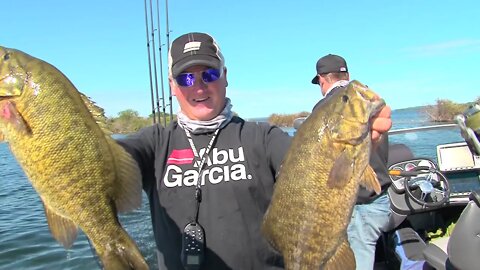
top-left (342, 95), bottom-right (349, 103)
top-left (3, 53), bottom-right (9, 61)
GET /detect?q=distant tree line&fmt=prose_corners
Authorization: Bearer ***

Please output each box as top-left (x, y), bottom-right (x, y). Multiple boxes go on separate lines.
top-left (106, 110), bottom-right (175, 134)
top-left (106, 97), bottom-right (480, 133)
top-left (424, 97), bottom-right (480, 122)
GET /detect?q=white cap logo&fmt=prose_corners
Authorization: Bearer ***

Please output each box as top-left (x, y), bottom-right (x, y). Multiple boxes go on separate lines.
top-left (183, 41), bottom-right (201, 53)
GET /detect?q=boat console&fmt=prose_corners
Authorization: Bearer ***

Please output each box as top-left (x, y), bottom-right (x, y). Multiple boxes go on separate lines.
top-left (375, 103), bottom-right (480, 270)
top-left (388, 141), bottom-right (480, 215)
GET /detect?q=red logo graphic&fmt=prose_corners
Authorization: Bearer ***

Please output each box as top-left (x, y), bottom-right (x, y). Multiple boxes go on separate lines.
top-left (167, 149), bottom-right (194, 165)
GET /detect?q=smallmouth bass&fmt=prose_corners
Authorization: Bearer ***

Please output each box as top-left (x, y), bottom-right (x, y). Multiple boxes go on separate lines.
top-left (0, 46), bottom-right (148, 270)
top-left (262, 81), bottom-right (385, 270)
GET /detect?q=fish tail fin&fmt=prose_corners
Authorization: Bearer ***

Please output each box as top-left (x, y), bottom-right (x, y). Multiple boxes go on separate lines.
top-left (107, 138), bottom-right (143, 213)
top-left (323, 238), bottom-right (356, 270)
top-left (97, 229), bottom-right (149, 270)
top-left (360, 165), bottom-right (382, 194)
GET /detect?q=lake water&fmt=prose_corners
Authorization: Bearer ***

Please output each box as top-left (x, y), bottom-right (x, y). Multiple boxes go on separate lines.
top-left (0, 107), bottom-right (464, 269)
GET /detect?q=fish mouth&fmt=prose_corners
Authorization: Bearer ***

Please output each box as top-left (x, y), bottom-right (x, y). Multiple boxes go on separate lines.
top-left (0, 75), bottom-right (8, 101)
top-left (355, 84), bottom-right (386, 119)
top-left (371, 98), bottom-right (386, 118)
top-left (0, 73), bottom-right (24, 100)
top-left (1, 47), bottom-right (24, 99)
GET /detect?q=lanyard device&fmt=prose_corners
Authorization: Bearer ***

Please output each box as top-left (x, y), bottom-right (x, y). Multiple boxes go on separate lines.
top-left (181, 128), bottom-right (219, 269)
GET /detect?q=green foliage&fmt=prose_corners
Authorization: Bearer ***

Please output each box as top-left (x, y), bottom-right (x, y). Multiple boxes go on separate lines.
top-left (107, 109), bottom-right (176, 134)
top-left (149, 113), bottom-right (177, 126)
top-left (105, 97), bottom-right (480, 132)
top-left (268, 111), bottom-right (310, 127)
top-left (424, 99), bottom-right (471, 122)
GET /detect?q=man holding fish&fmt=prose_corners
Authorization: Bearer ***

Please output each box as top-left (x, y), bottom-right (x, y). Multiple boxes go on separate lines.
top-left (309, 54), bottom-right (392, 270)
top-left (0, 32), bottom-right (391, 269)
top-left (119, 32), bottom-right (391, 269)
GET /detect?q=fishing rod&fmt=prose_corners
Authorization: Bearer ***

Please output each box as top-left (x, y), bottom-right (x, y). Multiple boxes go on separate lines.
top-left (148, 0), bottom-right (163, 125)
top-left (143, 0), bottom-right (157, 124)
top-left (294, 117), bottom-right (459, 135)
top-left (156, 0), bottom-right (167, 126)
top-left (165, 0), bottom-right (173, 118)
top-left (388, 124), bottom-right (458, 135)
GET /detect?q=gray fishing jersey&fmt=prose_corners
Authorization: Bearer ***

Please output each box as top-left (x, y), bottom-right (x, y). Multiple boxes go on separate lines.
top-left (118, 116), bottom-right (291, 269)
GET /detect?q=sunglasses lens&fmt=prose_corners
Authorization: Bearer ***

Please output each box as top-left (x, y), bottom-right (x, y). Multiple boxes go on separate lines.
top-left (175, 68), bottom-right (222, 87)
top-left (175, 73), bottom-right (195, 87)
top-left (202, 68), bottom-right (221, 83)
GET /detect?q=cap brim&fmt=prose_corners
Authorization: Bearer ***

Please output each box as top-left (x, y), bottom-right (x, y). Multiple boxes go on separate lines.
top-left (311, 75), bottom-right (319, 84)
top-left (172, 55), bottom-right (221, 77)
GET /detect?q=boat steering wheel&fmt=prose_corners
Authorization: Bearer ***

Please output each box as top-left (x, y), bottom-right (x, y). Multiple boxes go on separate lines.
top-left (403, 166), bottom-right (450, 208)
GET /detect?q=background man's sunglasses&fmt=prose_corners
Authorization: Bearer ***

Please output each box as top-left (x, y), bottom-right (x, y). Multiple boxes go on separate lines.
top-left (175, 68), bottom-right (222, 87)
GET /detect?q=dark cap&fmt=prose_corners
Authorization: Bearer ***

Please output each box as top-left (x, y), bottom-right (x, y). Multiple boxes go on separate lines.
top-left (311, 54), bottom-right (348, 84)
top-left (168, 32), bottom-right (225, 77)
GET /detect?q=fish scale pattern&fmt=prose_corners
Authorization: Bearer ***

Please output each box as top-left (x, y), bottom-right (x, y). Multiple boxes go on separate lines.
top-left (262, 81), bottom-right (384, 270)
top-left (0, 46), bottom-right (148, 270)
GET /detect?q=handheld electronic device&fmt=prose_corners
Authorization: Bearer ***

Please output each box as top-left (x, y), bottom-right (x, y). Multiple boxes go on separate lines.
top-left (181, 221), bottom-right (205, 269)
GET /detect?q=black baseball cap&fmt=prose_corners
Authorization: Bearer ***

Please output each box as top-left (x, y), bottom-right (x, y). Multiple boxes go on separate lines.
top-left (168, 32), bottom-right (225, 78)
top-left (311, 54), bottom-right (348, 84)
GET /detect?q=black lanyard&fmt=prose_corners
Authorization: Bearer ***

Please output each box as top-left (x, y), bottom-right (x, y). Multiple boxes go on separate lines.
top-left (184, 128), bottom-right (219, 222)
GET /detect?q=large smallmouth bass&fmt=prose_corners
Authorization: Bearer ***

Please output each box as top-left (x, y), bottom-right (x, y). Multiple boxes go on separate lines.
top-left (262, 81), bottom-right (385, 270)
top-left (0, 46), bottom-right (148, 269)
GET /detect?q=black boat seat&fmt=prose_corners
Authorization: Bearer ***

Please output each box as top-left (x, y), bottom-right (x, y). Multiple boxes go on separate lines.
top-left (384, 143), bottom-right (415, 232)
top-left (422, 191), bottom-right (480, 270)
top-left (387, 143), bottom-right (415, 168)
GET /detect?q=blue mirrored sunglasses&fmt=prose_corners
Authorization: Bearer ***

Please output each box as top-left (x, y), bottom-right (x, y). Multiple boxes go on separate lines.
top-left (175, 68), bottom-right (222, 87)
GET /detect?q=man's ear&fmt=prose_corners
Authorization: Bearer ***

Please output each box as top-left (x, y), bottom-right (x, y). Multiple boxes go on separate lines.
top-left (224, 67), bottom-right (228, 87)
top-left (169, 77), bottom-right (177, 96)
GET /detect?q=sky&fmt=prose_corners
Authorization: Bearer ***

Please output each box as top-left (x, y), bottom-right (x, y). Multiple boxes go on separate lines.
top-left (2, 0), bottom-right (480, 119)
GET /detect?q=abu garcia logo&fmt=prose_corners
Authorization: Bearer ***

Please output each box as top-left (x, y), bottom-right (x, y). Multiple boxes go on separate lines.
top-left (163, 146), bottom-right (252, 187)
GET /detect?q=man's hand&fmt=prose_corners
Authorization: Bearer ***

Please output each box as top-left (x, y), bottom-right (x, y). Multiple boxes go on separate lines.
top-left (371, 105), bottom-right (392, 142)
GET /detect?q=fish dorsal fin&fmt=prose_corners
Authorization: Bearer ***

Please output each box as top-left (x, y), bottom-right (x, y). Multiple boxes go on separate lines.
top-left (360, 165), bottom-right (381, 194)
top-left (79, 93), bottom-right (112, 135)
top-left (42, 199), bottom-right (78, 249)
top-left (80, 92), bottom-right (142, 212)
top-left (323, 238), bottom-right (356, 270)
top-left (106, 138), bottom-right (143, 213)
top-left (327, 151), bottom-right (354, 188)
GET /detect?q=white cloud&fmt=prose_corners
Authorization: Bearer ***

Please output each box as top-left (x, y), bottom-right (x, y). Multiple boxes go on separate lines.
top-left (403, 39), bottom-right (480, 57)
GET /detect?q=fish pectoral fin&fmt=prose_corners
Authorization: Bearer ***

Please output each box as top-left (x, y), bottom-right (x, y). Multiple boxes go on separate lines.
top-left (323, 239), bottom-right (356, 270)
top-left (360, 165), bottom-right (381, 194)
top-left (0, 101), bottom-right (32, 136)
top-left (327, 151), bottom-right (354, 188)
top-left (108, 138), bottom-right (143, 213)
top-left (42, 201), bottom-right (78, 249)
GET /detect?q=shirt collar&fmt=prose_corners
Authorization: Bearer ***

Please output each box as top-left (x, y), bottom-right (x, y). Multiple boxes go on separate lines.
top-left (324, 80), bottom-right (350, 97)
